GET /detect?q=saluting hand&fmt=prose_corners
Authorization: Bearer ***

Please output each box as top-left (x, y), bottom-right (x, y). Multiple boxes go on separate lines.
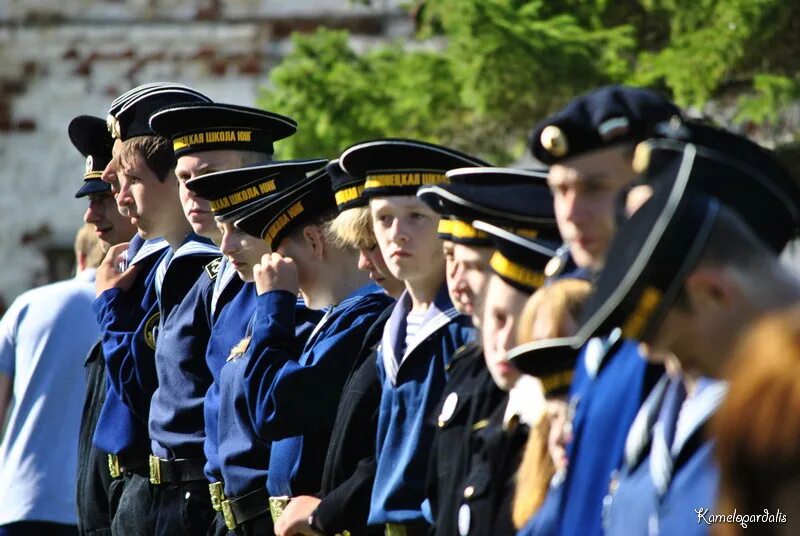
top-left (253, 252), bottom-right (300, 296)
top-left (95, 242), bottom-right (141, 297)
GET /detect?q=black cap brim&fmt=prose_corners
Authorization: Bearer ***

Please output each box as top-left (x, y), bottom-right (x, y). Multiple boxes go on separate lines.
top-left (75, 178), bottom-right (111, 199)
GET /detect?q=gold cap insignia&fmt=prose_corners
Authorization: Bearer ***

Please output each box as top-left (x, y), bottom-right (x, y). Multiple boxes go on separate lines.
top-left (85, 155), bottom-right (94, 174)
top-left (540, 125), bottom-right (568, 158)
top-left (106, 114), bottom-right (121, 139)
top-left (632, 141), bottom-right (653, 175)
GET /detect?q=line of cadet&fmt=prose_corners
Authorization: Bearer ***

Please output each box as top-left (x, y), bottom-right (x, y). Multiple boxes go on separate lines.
top-left (68, 82), bottom-right (800, 536)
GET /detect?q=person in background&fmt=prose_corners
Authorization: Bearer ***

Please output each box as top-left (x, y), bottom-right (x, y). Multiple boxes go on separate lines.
top-left (508, 278), bottom-right (591, 531)
top-left (0, 224), bottom-right (104, 536)
top-left (713, 305), bottom-right (800, 536)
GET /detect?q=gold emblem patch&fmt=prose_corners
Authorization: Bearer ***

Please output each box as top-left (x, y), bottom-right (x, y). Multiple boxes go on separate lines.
top-left (143, 312), bottom-right (161, 350)
top-left (540, 125), bottom-right (568, 158)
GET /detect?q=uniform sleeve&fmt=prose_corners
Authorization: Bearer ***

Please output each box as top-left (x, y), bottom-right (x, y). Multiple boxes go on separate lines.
top-left (93, 287), bottom-right (158, 423)
top-left (244, 290), bottom-right (388, 441)
top-left (314, 457), bottom-right (377, 534)
top-left (0, 297), bottom-right (24, 377)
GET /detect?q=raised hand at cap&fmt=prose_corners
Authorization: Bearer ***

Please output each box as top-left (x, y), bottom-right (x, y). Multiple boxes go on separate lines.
top-left (253, 252), bottom-right (300, 296)
top-left (96, 242), bottom-right (141, 297)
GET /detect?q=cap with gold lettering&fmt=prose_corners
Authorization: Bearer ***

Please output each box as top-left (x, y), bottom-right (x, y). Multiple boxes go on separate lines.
top-left (185, 159), bottom-right (326, 221)
top-left (234, 167), bottom-right (336, 249)
top-left (419, 167), bottom-right (558, 246)
top-left (472, 220), bottom-right (558, 294)
top-left (149, 102), bottom-right (297, 159)
top-left (69, 115), bottom-right (113, 198)
top-left (106, 83), bottom-right (212, 141)
top-left (339, 138), bottom-right (490, 200)
top-left (328, 159), bottom-right (366, 212)
top-left (529, 85), bottom-right (680, 165)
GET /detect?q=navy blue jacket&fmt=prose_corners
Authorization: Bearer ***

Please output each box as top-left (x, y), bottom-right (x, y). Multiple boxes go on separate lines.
top-left (550, 337), bottom-right (663, 536)
top-left (216, 296), bottom-right (322, 497)
top-left (92, 236), bottom-right (169, 456)
top-left (241, 284), bottom-right (393, 497)
top-left (369, 285), bottom-right (475, 526)
top-left (147, 235), bottom-right (221, 459)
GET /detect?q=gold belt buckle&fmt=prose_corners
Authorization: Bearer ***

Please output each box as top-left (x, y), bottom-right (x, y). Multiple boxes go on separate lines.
top-left (221, 499), bottom-right (237, 530)
top-left (268, 496), bottom-right (290, 523)
top-left (148, 454), bottom-right (162, 485)
top-left (209, 482), bottom-right (225, 512)
top-left (385, 523), bottom-right (407, 536)
top-left (108, 454), bottom-right (122, 478)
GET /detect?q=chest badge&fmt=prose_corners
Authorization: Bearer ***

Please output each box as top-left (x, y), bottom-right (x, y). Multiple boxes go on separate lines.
top-left (438, 392), bottom-right (459, 427)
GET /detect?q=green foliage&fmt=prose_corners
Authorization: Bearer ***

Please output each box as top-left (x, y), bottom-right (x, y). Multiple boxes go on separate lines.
top-left (260, 0), bottom-right (800, 163)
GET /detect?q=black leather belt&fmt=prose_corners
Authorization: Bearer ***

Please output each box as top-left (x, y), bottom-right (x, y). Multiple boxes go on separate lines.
top-left (221, 487), bottom-right (270, 530)
top-left (148, 455), bottom-right (206, 485)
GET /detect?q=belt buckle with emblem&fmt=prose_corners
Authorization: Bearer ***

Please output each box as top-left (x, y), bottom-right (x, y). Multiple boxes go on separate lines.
top-left (148, 454), bottom-right (162, 485)
top-left (269, 496), bottom-right (290, 523)
top-left (209, 481), bottom-right (225, 511)
top-left (221, 499), bottom-right (237, 530)
top-left (107, 454), bottom-right (121, 478)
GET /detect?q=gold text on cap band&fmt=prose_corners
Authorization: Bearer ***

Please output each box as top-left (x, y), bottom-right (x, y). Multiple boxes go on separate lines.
top-left (210, 180), bottom-right (276, 212)
top-left (364, 172), bottom-right (449, 190)
top-left (266, 201), bottom-right (305, 242)
top-left (621, 286), bottom-right (663, 340)
top-left (490, 251), bottom-right (546, 291)
top-left (174, 129), bottom-right (254, 152)
top-left (334, 185), bottom-right (365, 207)
top-left (539, 370), bottom-right (574, 396)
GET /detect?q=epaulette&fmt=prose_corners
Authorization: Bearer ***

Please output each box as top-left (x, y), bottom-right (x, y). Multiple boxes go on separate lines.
top-left (446, 340), bottom-right (480, 372)
top-left (204, 257), bottom-right (222, 280)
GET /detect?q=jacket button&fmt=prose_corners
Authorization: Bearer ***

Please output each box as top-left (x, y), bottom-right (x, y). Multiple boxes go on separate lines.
top-left (463, 485), bottom-right (475, 499)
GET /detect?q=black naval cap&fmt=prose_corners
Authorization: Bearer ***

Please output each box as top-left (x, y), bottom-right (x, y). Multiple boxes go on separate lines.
top-left (472, 220), bottom-right (559, 293)
top-left (185, 158), bottom-right (327, 221)
top-left (328, 159), bottom-right (366, 212)
top-left (69, 115), bottom-right (114, 198)
top-left (507, 338), bottom-right (580, 396)
top-left (106, 83), bottom-right (212, 141)
top-left (148, 102), bottom-right (297, 159)
top-left (339, 138), bottom-right (490, 200)
top-left (574, 144), bottom-right (727, 344)
top-left (529, 85), bottom-right (681, 165)
top-left (418, 168), bottom-right (559, 247)
top-left (234, 166), bottom-right (336, 250)
top-left (632, 119), bottom-right (800, 252)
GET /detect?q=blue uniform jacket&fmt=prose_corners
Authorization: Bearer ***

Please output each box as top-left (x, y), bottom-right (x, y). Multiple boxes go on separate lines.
top-left (202, 259), bottom-right (247, 482)
top-left (92, 236), bottom-right (169, 456)
top-left (216, 295), bottom-right (322, 497)
top-left (517, 474), bottom-right (564, 536)
top-left (369, 285), bottom-right (475, 526)
top-left (147, 235), bottom-right (221, 459)
top-left (552, 337), bottom-right (662, 536)
top-left (605, 375), bottom-right (725, 536)
top-left (241, 284), bottom-right (393, 497)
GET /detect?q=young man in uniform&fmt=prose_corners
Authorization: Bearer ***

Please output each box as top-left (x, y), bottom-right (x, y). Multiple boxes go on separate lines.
top-left (69, 114), bottom-right (137, 536)
top-left (95, 83), bottom-right (219, 535)
top-left (232, 167), bottom-right (394, 527)
top-left (273, 159), bottom-right (403, 536)
top-left (337, 139), bottom-right (485, 535)
top-left (525, 85), bottom-right (680, 536)
top-left (416, 167), bottom-right (559, 535)
top-left (583, 128), bottom-right (800, 534)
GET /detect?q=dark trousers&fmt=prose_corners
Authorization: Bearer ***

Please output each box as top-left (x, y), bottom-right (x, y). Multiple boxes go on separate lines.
top-left (0, 522), bottom-right (78, 536)
top-left (152, 480), bottom-right (215, 536)
top-left (110, 472), bottom-right (154, 536)
top-left (77, 343), bottom-right (113, 536)
top-left (207, 511), bottom-right (273, 536)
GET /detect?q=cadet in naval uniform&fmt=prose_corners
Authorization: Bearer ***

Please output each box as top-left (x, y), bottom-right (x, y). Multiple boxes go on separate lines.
top-left (415, 167), bottom-right (559, 536)
top-left (93, 83), bottom-right (212, 536)
top-left (336, 139), bottom-right (486, 536)
top-left (147, 103), bottom-right (305, 534)
top-left (69, 115), bottom-right (138, 536)
top-left (99, 83), bottom-right (223, 535)
top-left (581, 124), bottom-right (800, 535)
top-left (524, 86), bottom-right (678, 536)
top-left (184, 160), bottom-right (326, 535)
top-left (273, 159), bottom-right (404, 536)
top-left (232, 167), bottom-right (394, 526)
